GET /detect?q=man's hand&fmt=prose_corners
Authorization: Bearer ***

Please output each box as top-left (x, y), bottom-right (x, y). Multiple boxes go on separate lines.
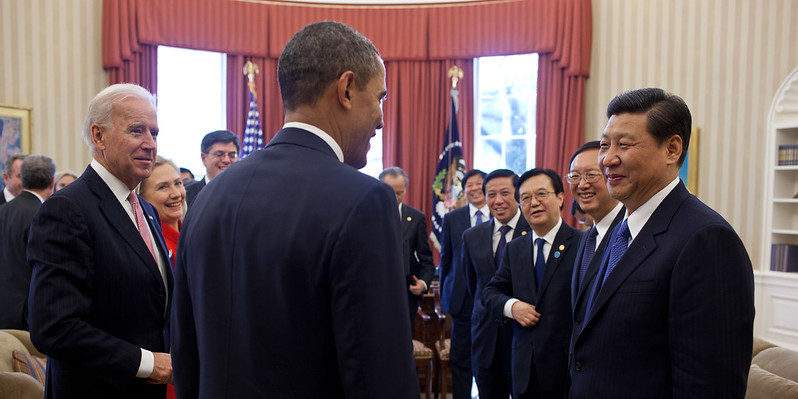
top-left (409, 276), bottom-right (424, 296)
top-left (511, 301), bottom-right (541, 327)
top-left (147, 352), bottom-right (172, 384)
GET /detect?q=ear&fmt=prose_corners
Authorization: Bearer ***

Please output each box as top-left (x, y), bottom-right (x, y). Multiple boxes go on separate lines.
top-left (200, 152), bottom-right (208, 163)
top-left (336, 71), bottom-right (356, 110)
top-left (556, 192), bottom-right (564, 209)
top-left (91, 124), bottom-right (106, 151)
top-left (664, 134), bottom-right (683, 166)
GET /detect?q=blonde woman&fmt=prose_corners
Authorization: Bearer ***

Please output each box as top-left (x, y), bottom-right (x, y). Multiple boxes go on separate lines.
top-left (137, 156), bottom-right (185, 265)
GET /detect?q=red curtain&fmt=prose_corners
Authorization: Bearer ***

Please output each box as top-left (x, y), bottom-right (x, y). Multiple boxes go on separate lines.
top-left (103, 0), bottom-right (157, 92)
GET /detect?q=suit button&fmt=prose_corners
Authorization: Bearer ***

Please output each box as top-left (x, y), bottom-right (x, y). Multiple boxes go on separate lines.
top-left (158, 289), bottom-right (165, 298)
top-left (575, 362), bottom-right (583, 372)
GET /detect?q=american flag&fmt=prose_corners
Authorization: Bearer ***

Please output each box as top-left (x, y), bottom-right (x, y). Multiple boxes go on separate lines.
top-left (240, 84), bottom-right (264, 159)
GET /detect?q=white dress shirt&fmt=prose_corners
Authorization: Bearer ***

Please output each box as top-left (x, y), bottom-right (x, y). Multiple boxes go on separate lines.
top-left (593, 202), bottom-right (624, 251)
top-left (3, 187), bottom-right (16, 202)
top-left (90, 159), bottom-right (166, 379)
top-left (469, 203), bottom-right (489, 227)
top-left (283, 122), bottom-right (344, 163)
top-left (624, 177), bottom-right (680, 246)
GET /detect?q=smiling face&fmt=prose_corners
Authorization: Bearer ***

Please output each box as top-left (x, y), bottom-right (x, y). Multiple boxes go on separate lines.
top-left (200, 141), bottom-right (239, 180)
top-left (485, 176), bottom-right (518, 225)
top-left (519, 174), bottom-right (563, 236)
top-left (92, 97), bottom-right (158, 190)
top-left (463, 174), bottom-right (486, 207)
top-left (341, 61), bottom-right (386, 169)
top-left (569, 148), bottom-right (616, 221)
top-left (599, 112), bottom-right (681, 213)
top-left (139, 163), bottom-right (185, 228)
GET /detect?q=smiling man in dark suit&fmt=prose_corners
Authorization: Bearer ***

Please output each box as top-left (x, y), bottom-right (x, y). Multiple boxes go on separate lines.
top-left (439, 168), bottom-right (487, 399)
top-left (461, 169), bottom-right (530, 399)
top-left (0, 155), bottom-right (55, 330)
top-left (171, 22), bottom-right (418, 398)
top-left (568, 88), bottom-right (754, 398)
top-left (483, 168), bottom-right (581, 399)
top-left (27, 83), bottom-right (173, 399)
top-left (184, 130), bottom-right (240, 208)
top-left (380, 166), bottom-right (435, 333)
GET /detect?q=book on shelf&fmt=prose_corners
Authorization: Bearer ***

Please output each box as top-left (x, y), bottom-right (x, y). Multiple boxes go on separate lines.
top-left (778, 144), bottom-right (798, 166)
top-left (770, 243), bottom-right (798, 272)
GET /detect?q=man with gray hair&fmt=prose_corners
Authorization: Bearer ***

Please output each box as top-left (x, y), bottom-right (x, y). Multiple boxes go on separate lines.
top-left (0, 155), bottom-right (55, 330)
top-left (28, 83), bottom-right (173, 398)
top-left (173, 21), bottom-right (418, 398)
top-left (1, 153), bottom-right (27, 205)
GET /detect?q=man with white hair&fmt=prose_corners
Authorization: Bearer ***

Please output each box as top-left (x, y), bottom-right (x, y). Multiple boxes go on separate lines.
top-left (28, 83), bottom-right (173, 398)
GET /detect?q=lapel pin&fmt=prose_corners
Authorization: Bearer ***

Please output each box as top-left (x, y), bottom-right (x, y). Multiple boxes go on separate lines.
top-left (554, 251), bottom-right (561, 258)
top-left (148, 215), bottom-right (154, 220)
top-left (521, 231), bottom-right (527, 236)
top-left (559, 244), bottom-right (565, 250)
top-left (406, 216), bottom-right (412, 221)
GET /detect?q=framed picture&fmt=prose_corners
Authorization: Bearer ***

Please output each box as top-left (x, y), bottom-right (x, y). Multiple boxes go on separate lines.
top-left (0, 105), bottom-right (32, 183)
top-left (678, 127), bottom-right (699, 195)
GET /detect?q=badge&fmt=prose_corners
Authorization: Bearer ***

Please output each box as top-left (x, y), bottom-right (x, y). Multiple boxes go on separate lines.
top-left (406, 216), bottom-right (412, 221)
top-left (554, 251), bottom-right (561, 258)
top-left (521, 231), bottom-right (527, 235)
top-left (559, 244), bottom-right (565, 250)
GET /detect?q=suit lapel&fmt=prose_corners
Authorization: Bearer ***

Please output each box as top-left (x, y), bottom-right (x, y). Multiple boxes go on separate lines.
top-left (571, 228), bottom-right (591, 309)
top-left (537, 223), bottom-right (575, 302)
top-left (400, 203), bottom-right (411, 234)
top-left (513, 235), bottom-right (537, 301)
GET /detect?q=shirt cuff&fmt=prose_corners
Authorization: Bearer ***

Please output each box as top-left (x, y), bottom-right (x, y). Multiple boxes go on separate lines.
top-left (503, 298), bottom-right (520, 319)
top-left (136, 348), bottom-right (154, 378)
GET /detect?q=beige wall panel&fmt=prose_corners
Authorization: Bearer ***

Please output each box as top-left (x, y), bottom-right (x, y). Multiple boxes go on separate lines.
top-left (587, 0), bottom-right (798, 268)
top-left (0, 0), bottom-right (106, 174)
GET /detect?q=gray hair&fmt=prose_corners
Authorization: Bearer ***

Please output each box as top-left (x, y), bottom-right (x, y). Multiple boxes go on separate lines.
top-left (82, 83), bottom-right (156, 150)
top-left (20, 155), bottom-right (56, 190)
top-left (379, 166), bottom-right (408, 187)
top-left (4, 153), bottom-right (27, 174)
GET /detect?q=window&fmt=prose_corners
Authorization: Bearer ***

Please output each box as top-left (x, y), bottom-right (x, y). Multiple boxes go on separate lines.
top-left (156, 46), bottom-right (227, 178)
top-left (473, 54), bottom-right (538, 175)
top-left (360, 129), bottom-right (383, 178)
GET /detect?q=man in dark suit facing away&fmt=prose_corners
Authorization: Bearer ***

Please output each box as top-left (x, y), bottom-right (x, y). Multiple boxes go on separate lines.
top-left (439, 168), bottom-right (487, 399)
top-left (569, 88), bottom-right (754, 398)
top-left (565, 141), bottom-right (624, 343)
top-left (483, 168), bottom-right (581, 399)
top-left (0, 155), bottom-right (56, 330)
top-left (171, 21), bottom-right (419, 398)
top-left (27, 83), bottom-right (174, 399)
top-left (184, 129), bottom-right (240, 208)
top-left (461, 169), bottom-right (531, 399)
top-left (379, 166), bottom-right (435, 333)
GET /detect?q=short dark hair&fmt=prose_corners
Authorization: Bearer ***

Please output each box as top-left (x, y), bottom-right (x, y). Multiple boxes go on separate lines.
top-left (569, 140), bottom-right (601, 166)
top-left (5, 153), bottom-right (27, 174)
top-left (570, 199), bottom-right (584, 216)
top-left (378, 166), bottom-right (408, 186)
top-left (461, 169), bottom-right (486, 191)
top-left (483, 169), bottom-right (519, 201)
top-left (20, 155), bottom-right (56, 190)
top-left (606, 87), bottom-right (692, 165)
top-left (517, 168), bottom-right (565, 209)
top-left (179, 167), bottom-right (194, 179)
top-left (201, 130), bottom-right (240, 153)
top-left (278, 21), bottom-right (382, 111)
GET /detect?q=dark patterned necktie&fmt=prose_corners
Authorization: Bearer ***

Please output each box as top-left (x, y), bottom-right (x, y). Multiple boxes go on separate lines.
top-left (585, 219), bottom-right (630, 318)
top-left (494, 225), bottom-right (512, 268)
top-left (535, 238), bottom-right (546, 286)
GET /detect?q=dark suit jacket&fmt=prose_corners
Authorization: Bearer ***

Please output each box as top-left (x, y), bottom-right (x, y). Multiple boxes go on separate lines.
top-left (0, 191), bottom-right (42, 329)
top-left (569, 207), bottom-right (625, 337)
top-left (461, 214), bottom-right (530, 370)
top-left (27, 166), bottom-right (173, 399)
top-left (569, 182), bottom-right (754, 398)
top-left (439, 205), bottom-right (472, 316)
top-left (184, 177), bottom-right (206, 208)
top-left (484, 221), bottom-right (580, 395)
top-left (401, 203), bottom-right (434, 289)
top-left (172, 128), bottom-right (419, 398)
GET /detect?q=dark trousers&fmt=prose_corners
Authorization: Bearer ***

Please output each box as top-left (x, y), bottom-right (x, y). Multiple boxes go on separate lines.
top-left (449, 313), bottom-right (473, 399)
top-left (473, 324), bottom-right (512, 399)
top-left (514, 360), bottom-right (541, 399)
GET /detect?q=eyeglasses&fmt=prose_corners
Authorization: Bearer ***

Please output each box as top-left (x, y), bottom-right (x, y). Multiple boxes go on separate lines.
top-left (520, 191), bottom-right (555, 205)
top-left (209, 151), bottom-right (238, 160)
top-left (565, 171), bottom-right (602, 184)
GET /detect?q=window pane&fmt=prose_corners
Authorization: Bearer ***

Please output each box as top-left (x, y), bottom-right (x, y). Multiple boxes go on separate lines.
top-left (476, 139), bottom-right (502, 170)
top-left (157, 46), bottom-right (226, 179)
top-left (360, 129), bottom-right (383, 178)
top-left (506, 139), bottom-right (527, 175)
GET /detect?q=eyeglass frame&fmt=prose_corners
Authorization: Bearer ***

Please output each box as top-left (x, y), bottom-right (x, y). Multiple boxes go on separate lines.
top-left (519, 190), bottom-right (556, 206)
top-left (565, 171), bottom-right (603, 184)
top-left (207, 150), bottom-right (239, 160)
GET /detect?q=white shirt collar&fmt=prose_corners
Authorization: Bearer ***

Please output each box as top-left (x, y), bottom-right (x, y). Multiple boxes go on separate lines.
top-left (283, 122), bottom-right (344, 163)
top-left (22, 189), bottom-right (44, 203)
top-left (493, 208), bottom-right (522, 234)
top-left (532, 218), bottom-right (563, 245)
top-left (469, 203), bottom-right (489, 218)
top-left (90, 158), bottom-right (135, 205)
top-left (625, 177), bottom-right (680, 242)
top-left (3, 187), bottom-right (16, 202)
top-left (594, 202), bottom-right (624, 243)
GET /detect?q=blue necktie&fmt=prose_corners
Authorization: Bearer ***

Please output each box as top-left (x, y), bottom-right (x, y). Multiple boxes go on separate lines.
top-left (475, 210), bottom-right (484, 225)
top-left (534, 238), bottom-right (546, 287)
top-left (494, 225), bottom-right (512, 268)
top-left (577, 228), bottom-right (598, 288)
top-left (584, 219), bottom-right (630, 318)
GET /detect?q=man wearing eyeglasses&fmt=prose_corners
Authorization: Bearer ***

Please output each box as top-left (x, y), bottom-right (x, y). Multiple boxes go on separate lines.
top-left (483, 168), bottom-right (580, 399)
top-left (565, 141), bottom-right (623, 346)
top-left (185, 130), bottom-right (240, 208)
